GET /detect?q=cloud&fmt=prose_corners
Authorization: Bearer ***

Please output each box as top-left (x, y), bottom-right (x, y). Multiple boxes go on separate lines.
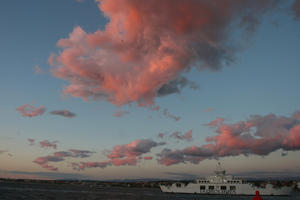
top-left (205, 117), bottom-right (225, 127)
top-left (50, 0), bottom-right (280, 107)
top-left (71, 161), bottom-right (111, 171)
top-left (28, 138), bottom-right (35, 146)
top-left (158, 110), bottom-right (300, 166)
top-left (39, 140), bottom-right (58, 150)
top-left (292, 0), bottom-right (300, 20)
top-left (33, 149), bottom-right (95, 171)
top-left (157, 133), bottom-right (165, 139)
top-left (0, 150), bottom-right (12, 157)
top-left (50, 110), bottom-right (76, 118)
top-left (157, 77), bottom-right (199, 97)
top-left (170, 130), bottom-right (193, 141)
top-left (68, 149), bottom-right (95, 158)
top-left (33, 65), bottom-right (43, 75)
top-left (163, 109), bottom-right (181, 122)
top-left (0, 150), bottom-right (7, 154)
top-left (106, 139), bottom-right (165, 166)
top-left (203, 107), bottom-right (215, 112)
top-left (33, 155), bottom-right (63, 171)
top-left (113, 110), bottom-right (129, 117)
top-left (16, 104), bottom-right (46, 117)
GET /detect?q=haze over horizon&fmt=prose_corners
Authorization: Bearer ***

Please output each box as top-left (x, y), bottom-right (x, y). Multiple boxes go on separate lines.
top-left (0, 0), bottom-right (300, 180)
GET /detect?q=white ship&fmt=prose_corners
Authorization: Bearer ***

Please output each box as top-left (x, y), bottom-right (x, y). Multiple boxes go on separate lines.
top-left (160, 163), bottom-right (292, 196)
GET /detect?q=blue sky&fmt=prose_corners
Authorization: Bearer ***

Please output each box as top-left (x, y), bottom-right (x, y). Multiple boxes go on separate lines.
top-left (0, 0), bottom-right (300, 180)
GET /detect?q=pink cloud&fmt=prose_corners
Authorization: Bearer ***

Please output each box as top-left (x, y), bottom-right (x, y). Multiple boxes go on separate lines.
top-left (39, 140), bottom-right (58, 150)
top-left (205, 117), bottom-right (225, 127)
top-left (107, 139), bottom-right (165, 166)
top-left (50, 0), bottom-right (277, 107)
top-left (113, 110), bottom-right (129, 117)
top-left (28, 138), bottom-right (35, 146)
top-left (151, 106), bottom-right (160, 111)
top-left (33, 149), bottom-right (95, 171)
top-left (50, 110), bottom-right (76, 118)
top-left (33, 155), bottom-right (64, 171)
top-left (203, 107), bottom-right (215, 112)
top-left (170, 129), bottom-right (193, 141)
top-left (158, 110), bottom-right (300, 166)
top-left (16, 104), bottom-right (46, 117)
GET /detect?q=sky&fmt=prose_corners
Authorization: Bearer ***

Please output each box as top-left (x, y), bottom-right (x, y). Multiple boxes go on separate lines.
top-left (0, 0), bottom-right (300, 180)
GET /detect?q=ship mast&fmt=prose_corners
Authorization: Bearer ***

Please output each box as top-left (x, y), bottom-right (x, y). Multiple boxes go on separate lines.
top-left (215, 162), bottom-right (226, 176)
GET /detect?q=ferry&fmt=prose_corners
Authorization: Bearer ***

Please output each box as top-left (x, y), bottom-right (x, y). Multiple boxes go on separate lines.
top-left (160, 163), bottom-right (292, 196)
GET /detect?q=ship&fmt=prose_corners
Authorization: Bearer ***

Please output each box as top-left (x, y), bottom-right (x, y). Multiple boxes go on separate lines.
top-left (160, 163), bottom-right (292, 196)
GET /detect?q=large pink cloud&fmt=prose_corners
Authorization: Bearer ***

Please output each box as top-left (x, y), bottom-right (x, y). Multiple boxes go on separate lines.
top-left (158, 111), bottom-right (300, 166)
top-left (16, 104), bottom-right (46, 117)
top-left (50, 0), bottom-right (281, 107)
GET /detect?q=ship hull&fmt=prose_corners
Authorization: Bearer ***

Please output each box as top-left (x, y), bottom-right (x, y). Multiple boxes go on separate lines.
top-left (160, 183), bottom-right (292, 196)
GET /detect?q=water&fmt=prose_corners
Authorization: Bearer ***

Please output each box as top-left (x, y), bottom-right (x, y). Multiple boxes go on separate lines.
top-left (0, 182), bottom-right (299, 200)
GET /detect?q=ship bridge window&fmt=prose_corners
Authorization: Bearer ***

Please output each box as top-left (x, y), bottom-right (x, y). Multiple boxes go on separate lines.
top-left (200, 185), bottom-right (205, 190)
top-left (209, 186), bottom-right (214, 190)
top-left (230, 186), bottom-right (236, 190)
top-left (221, 186), bottom-right (227, 190)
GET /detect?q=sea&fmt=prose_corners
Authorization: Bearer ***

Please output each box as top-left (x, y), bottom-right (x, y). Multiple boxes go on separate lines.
top-left (0, 182), bottom-right (300, 200)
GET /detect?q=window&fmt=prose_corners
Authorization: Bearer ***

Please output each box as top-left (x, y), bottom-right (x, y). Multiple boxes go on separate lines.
top-left (176, 183), bottom-right (181, 187)
top-left (230, 186), bottom-right (236, 190)
top-left (200, 186), bottom-right (205, 190)
top-left (221, 186), bottom-right (227, 190)
top-left (209, 186), bottom-right (214, 190)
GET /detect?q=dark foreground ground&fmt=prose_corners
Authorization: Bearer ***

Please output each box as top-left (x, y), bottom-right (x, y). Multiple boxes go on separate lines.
top-left (0, 182), bottom-right (300, 200)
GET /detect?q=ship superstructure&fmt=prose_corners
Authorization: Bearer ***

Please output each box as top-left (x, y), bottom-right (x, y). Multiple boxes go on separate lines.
top-left (160, 163), bottom-right (292, 196)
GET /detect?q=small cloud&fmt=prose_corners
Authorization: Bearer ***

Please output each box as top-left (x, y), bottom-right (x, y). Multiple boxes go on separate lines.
top-left (39, 140), bottom-right (58, 150)
top-left (33, 65), bottom-right (44, 75)
top-left (16, 104), bottom-right (46, 117)
top-left (113, 110), bottom-right (129, 117)
top-left (50, 110), bottom-right (76, 118)
top-left (205, 117), bottom-right (225, 127)
top-left (202, 107), bottom-right (214, 112)
top-left (106, 139), bottom-right (165, 166)
top-left (170, 129), bottom-right (193, 141)
top-left (28, 138), bottom-right (35, 146)
top-left (71, 161), bottom-right (111, 171)
top-left (163, 109), bottom-right (181, 122)
top-left (151, 105), bottom-right (160, 111)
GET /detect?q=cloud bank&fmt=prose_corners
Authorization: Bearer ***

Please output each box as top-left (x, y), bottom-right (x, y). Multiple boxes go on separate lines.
top-left (158, 111), bottom-right (300, 166)
top-left (33, 149), bottom-right (95, 171)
